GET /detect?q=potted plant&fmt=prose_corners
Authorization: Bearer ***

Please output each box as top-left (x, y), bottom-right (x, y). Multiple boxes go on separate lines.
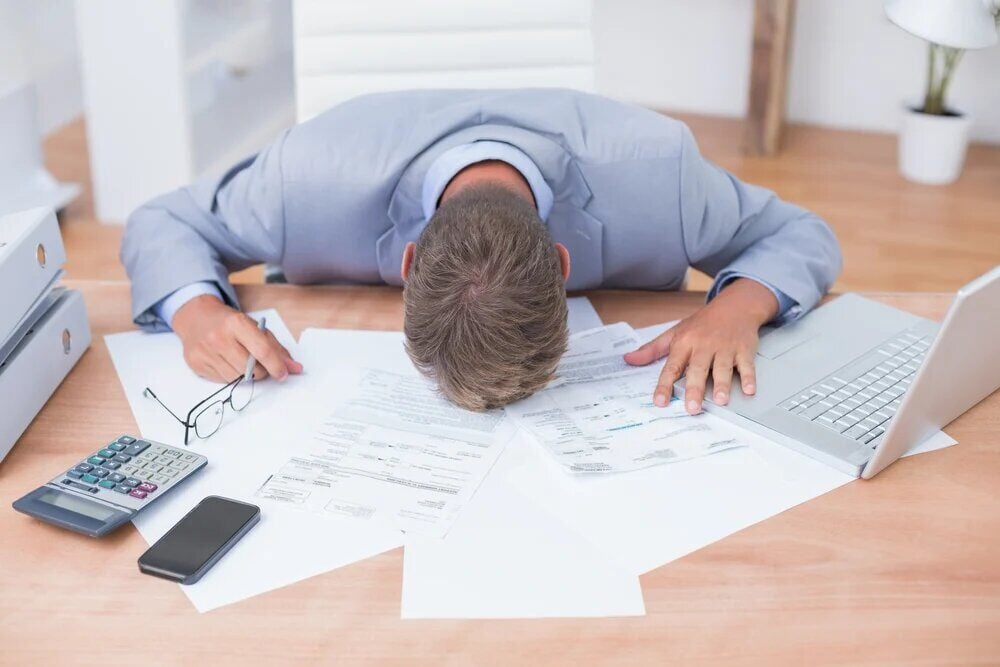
top-left (884, 0), bottom-right (999, 185)
top-left (898, 44), bottom-right (970, 184)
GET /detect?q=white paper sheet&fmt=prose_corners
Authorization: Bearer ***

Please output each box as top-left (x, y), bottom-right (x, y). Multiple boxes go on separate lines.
top-left (255, 366), bottom-right (516, 538)
top-left (400, 438), bottom-right (646, 619)
top-left (504, 417), bottom-right (853, 575)
top-left (105, 310), bottom-right (403, 612)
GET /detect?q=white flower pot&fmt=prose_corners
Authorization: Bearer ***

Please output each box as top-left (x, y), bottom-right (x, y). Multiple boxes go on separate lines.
top-left (898, 107), bottom-right (971, 185)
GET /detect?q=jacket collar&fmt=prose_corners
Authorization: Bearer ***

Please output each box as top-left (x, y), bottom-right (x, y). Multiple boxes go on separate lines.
top-left (387, 123), bottom-right (593, 236)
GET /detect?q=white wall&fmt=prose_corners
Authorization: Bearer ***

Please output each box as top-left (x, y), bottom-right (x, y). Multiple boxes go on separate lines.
top-left (594, 0), bottom-right (1000, 144)
top-left (0, 0), bottom-right (83, 134)
top-left (1, 0), bottom-right (995, 142)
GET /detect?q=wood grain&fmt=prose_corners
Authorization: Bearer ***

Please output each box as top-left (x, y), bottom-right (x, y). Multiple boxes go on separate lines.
top-left (0, 281), bottom-right (997, 666)
top-left (743, 0), bottom-right (796, 156)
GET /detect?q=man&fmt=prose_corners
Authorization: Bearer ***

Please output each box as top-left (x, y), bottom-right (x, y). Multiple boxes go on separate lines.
top-left (122, 89), bottom-right (841, 414)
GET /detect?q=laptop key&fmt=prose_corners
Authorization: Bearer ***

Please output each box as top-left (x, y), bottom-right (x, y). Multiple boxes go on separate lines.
top-left (844, 425), bottom-right (869, 440)
top-left (803, 401), bottom-right (834, 420)
top-left (872, 409), bottom-right (893, 423)
top-left (832, 419), bottom-right (854, 433)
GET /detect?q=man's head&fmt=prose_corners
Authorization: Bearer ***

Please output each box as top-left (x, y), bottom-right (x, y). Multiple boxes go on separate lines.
top-left (402, 183), bottom-right (570, 411)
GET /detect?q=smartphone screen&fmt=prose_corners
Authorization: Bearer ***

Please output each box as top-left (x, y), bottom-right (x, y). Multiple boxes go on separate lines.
top-left (138, 496), bottom-right (259, 584)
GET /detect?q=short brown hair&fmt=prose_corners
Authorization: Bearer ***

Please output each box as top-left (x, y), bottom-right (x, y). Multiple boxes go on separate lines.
top-left (403, 184), bottom-right (568, 410)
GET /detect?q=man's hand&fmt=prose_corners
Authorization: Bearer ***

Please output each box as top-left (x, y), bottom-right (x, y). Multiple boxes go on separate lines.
top-left (623, 279), bottom-right (779, 415)
top-left (172, 294), bottom-right (303, 383)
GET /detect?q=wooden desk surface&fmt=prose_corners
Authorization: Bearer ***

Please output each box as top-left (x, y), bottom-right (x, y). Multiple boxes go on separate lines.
top-left (1, 281), bottom-right (997, 665)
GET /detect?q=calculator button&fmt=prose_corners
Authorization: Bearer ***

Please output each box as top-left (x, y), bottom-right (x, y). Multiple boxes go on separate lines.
top-left (146, 464), bottom-right (164, 473)
top-left (102, 461), bottom-right (121, 470)
top-left (123, 440), bottom-right (151, 456)
top-left (98, 448), bottom-right (117, 458)
top-left (74, 463), bottom-right (94, 473)
top-left (117, 435), bottom-right (136, 445)
top-left (172, 462), bottom-right (189, 471)
top-left (150, 474), bottom-right (170, 485)
top-left (181, 454), bottom-right (197, 462)
top-left (128, 489), bottom-right (148, 500)
top-left (80, 473), bottom-right (99, 484)
top-left (162, 469), bottom-right (178, 478)
top-left (139, 451), bottom-right (157, 461)
top-left (113, 454), bottom-right (131, 463)
top-left (155, 455), bottom-right (173, 465)
top-left (137, 482), bottom-right (158, 493)
top-left (124, 477), bottom-right (141, 487)
top-left (164, 449), bottom-right (182, 458)
top-left (91, 468), bottom-right (109, 478)
top-left (108, 442), bottom-right (126, 452)
top-left (113, 485), bottom-right (130, 494)
top-left (63, 479), bottom-right (99, 493)
top-left (66, 469), bottom-right (83, 479)
top-left (108, 473), bottom-right (126, 483)
top-left (87, 456), bottom-right (106, 466)
top-left (98, 480), bottom-right (116, 489)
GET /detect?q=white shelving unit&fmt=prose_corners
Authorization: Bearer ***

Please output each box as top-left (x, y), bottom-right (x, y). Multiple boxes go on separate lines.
top-left (76, 0), bottom-right (294, 223)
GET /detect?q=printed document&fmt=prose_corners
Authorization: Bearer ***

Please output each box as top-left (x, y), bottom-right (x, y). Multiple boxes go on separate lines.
top-left (257, 367), bottom-right (516, 538)
top-left (507, 322), bottom-right (744, 473)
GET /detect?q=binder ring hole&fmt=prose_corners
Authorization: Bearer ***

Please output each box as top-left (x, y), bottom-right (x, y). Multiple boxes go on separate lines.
top-left (62, 329), bottom-right (71, 354)
top-left (37, 243), bottom-right (46, 267)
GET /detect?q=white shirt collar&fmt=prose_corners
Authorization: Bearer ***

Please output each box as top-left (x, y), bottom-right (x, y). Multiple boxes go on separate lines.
top-left (421, 141), bottom-right (554, 222)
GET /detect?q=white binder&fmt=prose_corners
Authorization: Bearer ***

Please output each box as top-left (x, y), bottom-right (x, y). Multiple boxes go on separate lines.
top-left (0, 207), bottom-right (67, 344)
top-left (0, 289), bottom-right (91, 462)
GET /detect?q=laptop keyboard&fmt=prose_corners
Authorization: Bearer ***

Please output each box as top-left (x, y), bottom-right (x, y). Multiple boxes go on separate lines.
top-left (779, 330), bottom-right (931, 447)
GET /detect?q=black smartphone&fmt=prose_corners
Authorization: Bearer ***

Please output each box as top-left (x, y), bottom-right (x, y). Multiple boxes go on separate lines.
top-left (138, 496), bottom-right (260, 585)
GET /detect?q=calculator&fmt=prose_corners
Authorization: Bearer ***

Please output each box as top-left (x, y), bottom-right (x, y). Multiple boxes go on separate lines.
top-left (13, 435), bottom-right (207, 537)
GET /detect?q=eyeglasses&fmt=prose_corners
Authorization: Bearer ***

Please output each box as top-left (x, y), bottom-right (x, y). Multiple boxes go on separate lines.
top-left (143, 375), bottom-right (255, 445)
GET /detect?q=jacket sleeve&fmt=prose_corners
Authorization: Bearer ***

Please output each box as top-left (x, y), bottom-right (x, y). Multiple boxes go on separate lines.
top-left (676, 125), bottom-right (842, 316)
top-left (120, 131), bottom-right (289, 331)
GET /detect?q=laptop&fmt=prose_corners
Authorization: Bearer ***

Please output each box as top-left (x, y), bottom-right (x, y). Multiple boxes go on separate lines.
top-left (675, 265), bottom-right (1000, 478)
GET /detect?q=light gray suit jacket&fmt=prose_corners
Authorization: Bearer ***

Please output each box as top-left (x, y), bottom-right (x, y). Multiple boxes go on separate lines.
top-left (122, 88), bottom-right (841, 330)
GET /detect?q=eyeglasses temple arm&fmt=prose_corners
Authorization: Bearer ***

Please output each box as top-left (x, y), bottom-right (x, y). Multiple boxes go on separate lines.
top-left (143, 387), bottom-right (189, 426)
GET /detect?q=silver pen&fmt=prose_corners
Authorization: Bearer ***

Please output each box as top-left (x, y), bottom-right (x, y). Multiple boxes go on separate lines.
top-left (244, 316), bottom-right (267, 382)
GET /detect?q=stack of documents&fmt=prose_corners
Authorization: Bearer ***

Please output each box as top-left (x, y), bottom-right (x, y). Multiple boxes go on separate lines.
top-left (104, 297), bottom-right (957, 618)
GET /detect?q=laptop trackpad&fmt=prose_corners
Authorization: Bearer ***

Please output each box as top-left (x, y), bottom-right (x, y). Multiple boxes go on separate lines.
top-left (757, 322), bottom-right (819, 360)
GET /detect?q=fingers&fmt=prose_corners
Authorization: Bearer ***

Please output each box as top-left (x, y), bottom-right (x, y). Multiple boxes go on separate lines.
top-left (712, 353), bottom-right (735, 406)
top-left (653, 347), bottom-right (689, 407)
top-left (682, 352), bottom-right (713, 415)
top-left (230, 316), bottom-right (299, 381)
top-left (185, 347), bottom-right (234, 384)
top-left (268, 329), bottom-right (303, 374)
top-left (216, 337), bottom-right (258, 381)
top-left (624, 329), bottom-right (675, 367)
top-left (736, 350), bottom-right (757, 396)
top-left (246, 332), bottom-right (303, 380)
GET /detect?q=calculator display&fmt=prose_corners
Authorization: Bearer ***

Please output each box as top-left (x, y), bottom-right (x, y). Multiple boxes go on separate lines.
top-left (37, 488), bottom-right (118, 521)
